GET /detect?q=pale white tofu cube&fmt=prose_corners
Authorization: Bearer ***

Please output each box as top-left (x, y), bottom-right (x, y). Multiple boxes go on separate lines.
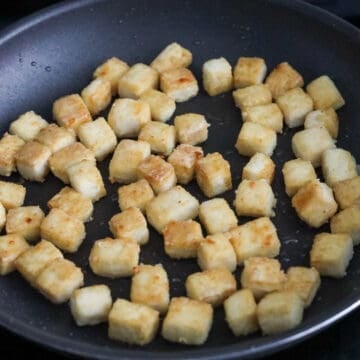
top-left (81, 78), bottom-right (112, 116)
top-left (304, 108), bottom-right (339, 138)
top-left (0, 234), bottom-right (29, 275)
top-left (9, 111), bottom-right (48, 141)
top-left (331, 205), bottom-right (360, 245)
top-left (232, 84), bottom-right (272, 111)
top-left (333, 176), bottom-right (360, 209)
top-left (242, 153), bottom-right (275, 184)
top-left (0, 133), bottom-right (24, 176)
top-left (233, 57), bottom-right (267, 88)
top-left (0, 202), bottom-right (5, 232)
top-left (174, 113), bottom-right (210, 145)
top-left (0, 181), bottom-right (26, 209)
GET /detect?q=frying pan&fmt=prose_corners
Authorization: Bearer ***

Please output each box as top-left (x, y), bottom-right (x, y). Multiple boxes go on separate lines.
top-left (0, 0), bottom-right (360, 359)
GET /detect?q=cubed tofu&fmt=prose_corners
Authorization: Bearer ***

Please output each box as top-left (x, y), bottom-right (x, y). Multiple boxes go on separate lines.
top-left (276, 87), bottom-right (314, 128)
top-left (0, 181), bottom-right (26, 209)
top-left (233, 57), bottom-right (267, 89)
top-left (241, 257), bottom-right (286, 300)
top-left (70, 285), bottom-right (112, 326)
top-left (291, 127), bottom-right (335, 167)
top-left (292, 179), bottom-right (338, 228)
top-left (40, 208), bottom-right (86, 253)
top-left (118, 63), bottom-right (159, 99)
top-left (0, 234), bottom-right (29, 275)
top-left (0, 202), bottom-right (5, 232)
top-left (138, 122), bottom-right (176, 155)
top-left (77, 117), bottom-right (117, 161)
top-left (202, 57), bottom-right (233, 96)
top-left (242, 153), bottom-right (275, 184)
top-left (235, 122), bottom-right (277, 157)
top-left (150, 42), bottom-right (192, 73)
top-left (108, 298), bottom-right (159, 345)
top-left (145, 185), bottom-right (199, 233)
top-left (53, 94), bottom-right (92, 131)
top-left (81, 78), bottom-right (112, 116)
top-left (160, 67), bottom-right (199, 102)
top-left (109, 140), bottom-right (151, 184)
top-left (232, 84), bottom-right (272, 111)
top-left (229, 217), bottom-right (280, 264)
top-left (0, 133), bottom-right (25, 176)
top-left (109, 207), bottom-right (149, 245)
top-left (35, 258), bottom-right (84, 304)
top-left (265, 62), bottom-right (304, 99)
top-left (197, 233), bottom-right (237, 272)
top-left (48, 186), bottom-right (94, 223)
top-left (234, 179), bottom-right (276, 217)
top-left (139, 89), bottom-right (176, 122)
top-left (306, 75), bottom-right (345, 110)
top-left (89, 237), bottom-right (140, 278)
top-left (195, 152), bottom-right (232, 198)
top-left (6, 206), bottom-right (45, 243)
top-left (282, 159), bottom-right (317, 197)
top-left (49, 142), bottom-right (96, 184)
top-left (9, 111), bottom-right (48, 141)
top-left (310, 233), bottom-right (353, 278)
top-left (161, 297), bottom-right (213, 345)
top-left (331, 205), bottom-right (360, 245)
top-left (333, 176), bottom-right (360, 209)
top-left (284, 267), bottom-right (320, 307)
top-left (107, 98), bottom-right (151, 138)
top-left (242, 103), bottom-right (283, 133)
top-left (174, 113), bottom-right (210, 146)
top-left (93, 57), bottom-right (129, 95)
top-left (304, 108), bottom-right (339, 138)
top-left (67, 160), bottom-right (106, 202)
top-left (15, 239), bottom-right (63, 284)
top-left (163, 220), bottom-right (203, 259)
top-left (130, 264), bottom-right (170, 314)
top-left (118, 179), bottom-right (154, 212)
top-left (257, 291), bottom-right (304, 335)
top-left (224, 289), bottom-right (258, 336)
top-left (15, 141), bottom-right (51, 182)
top-left (199, 198), bottom-right (238, 235)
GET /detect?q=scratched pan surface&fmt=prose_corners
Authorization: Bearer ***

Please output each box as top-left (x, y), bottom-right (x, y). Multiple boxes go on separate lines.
top-left (0, 0), bottom-right (359, 359)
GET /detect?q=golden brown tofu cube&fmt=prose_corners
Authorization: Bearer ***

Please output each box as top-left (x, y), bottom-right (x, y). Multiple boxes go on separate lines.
top-left (0, 133), bottom-right (25, 176)
top-left (233, 57), bottom-right (267, 89)
top-left (242, 153), bottom-right (275, 184)
top-left (232, 84), bottom-right (272, 111)
top-left (0, 234), bottom-right (29, 275)
top-left (0, 181), bottom-right (26, 209)
top-left (81, 78), bottom-right (112, 116)
top-left (9, 111), bottom-right (48, 141)
top-left (331, 205), bottom-right (360, 245)
top-left (333, 176), bottom-right (360, 209)
top-left (174, 113), bottom-right (210, 146)
top-left (304, 108), bottom-right (339, 138)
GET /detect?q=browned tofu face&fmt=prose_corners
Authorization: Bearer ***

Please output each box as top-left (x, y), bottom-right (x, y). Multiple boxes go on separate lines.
top-left (233, 57), bottom-right (267, 89)
top-left (0, 133), bottom-right (25, 176)
top-left (0, 234), bottom-right (29, 275)
top-left (0, 180), bottom-right (26, 209)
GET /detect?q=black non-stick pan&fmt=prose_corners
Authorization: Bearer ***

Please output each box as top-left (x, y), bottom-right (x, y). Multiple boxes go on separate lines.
top-left (0, 0), bottom-right (360, 359)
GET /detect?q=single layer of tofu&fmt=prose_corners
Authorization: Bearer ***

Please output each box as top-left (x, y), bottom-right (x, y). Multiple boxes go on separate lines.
top-left (107, 98), bottom-right (151, 138)
top-left (6, 206), bottom-right (45, 243)
top-left (81, 78), bottom-right (112, 116)
top-left (89, 237), bottom-right (140, 278)
top-left (265, 62), bottom-right (304, 99)
top-left (257, 291), bottom-right (304, 335)
top-left (310, 233), bottom-right (353, 278)
top-left (130, 264), bottom-right (170, 314)
top-left (228, 217), bottom-right (280, 265)
top-left (163, 220), bottom-right (203, 259)
top-left (15, 239), bottom-right (63, 285)
top-left (0, 202), bottom-right (5, 232)
top-left (284, 267), bottom-right (321, 307)
top-left (276, 87), bottom-right (314, 128)
top-left (109, 139), bottom-right (151, 184)
top-left (0, 133), bottom-right (24, 176)
top-left (241, 257), bottom-right (286, 300)
top-left (138, 122), bottom-right (176, 155)
top-left (108, 298), bottom-right (160, 346)
top-left (35, 258), bottom-right (84, 304)
top-left (232, 84), bottom-right (272, 110)
top-left (48, 186), bottom-right (94, 223)
top-left (235, 122), bottom-right (277, 157)
top-left (35, 124), bottom-right (76, 154)
top-left (145, 185), bottom-right (199, 233)
top-left (306, 75), bottom-right (345, 110)
top-left (139, 89), bottom-right (176, 122)
top-left (93, 57), bottom-right (129, 95)
top-left (49, 142), bottom-right (96, 184)
top-left (304, 108), bottom-right (339, 138)
top-left (118, 179), bottom-right (154, 212)
top-left (40, 208), bottom-right (86, 253)
top-left (53, 94), bottom-right (92, 131)
top-left (150, 42), bottom-right (192, 73)
top-left (233, 57), bottom-right (267, 89)
top-left (174, 113), bottom-right (210, 146)
top-left (333, 176), bottom-right (360, 209)
top-left (118, 63), bottom-right (159, 99)
top-left (224, 289), bottom-right (259, 336)
top-left (282, 159), bottom-right (317, 197)
top-left (0, 234), bottom-right (29, 275)
top-left (77, 117), bottom-right (117, 161)
top-left (195, 152), bottom-right (232, 198)
top-left (160, 67), bottom-right (199, 102)
top-left (292, 179), bottom-right (338, 228)
top-left (202, 57), bottom-right (233, 96)
top-left (161, 297), bottom-right (213, 345)
top-left (9, 110), bottom-right (48, 141)
top-left (331, 205), bottom-right (360, 245)
top-left (70, 284), bottom-right (112, 326)
top-left (242, 153), bottom-right (275, 184)
top-left (0, 181), bottom-right (26, 209)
